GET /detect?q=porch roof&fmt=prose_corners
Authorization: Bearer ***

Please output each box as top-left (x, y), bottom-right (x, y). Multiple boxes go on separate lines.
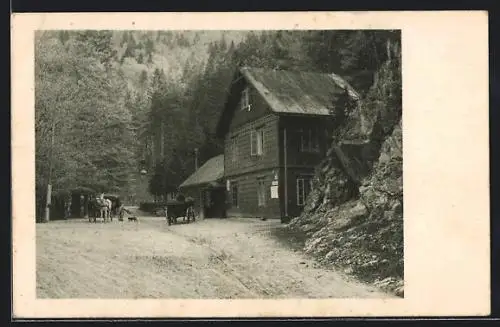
top-left (179, 154), bottom-right (225, 189)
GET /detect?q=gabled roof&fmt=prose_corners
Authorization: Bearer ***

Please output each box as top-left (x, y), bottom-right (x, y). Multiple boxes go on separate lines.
top-left (179, 154), bottom-right (224, 188)
top-left (241, 67), bottom-right (360, 114)
top-left (216, 66), bottom-right (360, 138)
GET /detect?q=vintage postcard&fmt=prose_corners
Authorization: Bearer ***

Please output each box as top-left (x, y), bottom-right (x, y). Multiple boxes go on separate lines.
top-left (11, 11), bottom-right (489, 318)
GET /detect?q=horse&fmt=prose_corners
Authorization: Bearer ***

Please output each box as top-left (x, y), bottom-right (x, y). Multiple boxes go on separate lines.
top-left (89, 196), bottom-right (110, 223)
top-left (104, 198), bottom-right (113, 221)
top-left (102, 195), bottom-right (121, 219)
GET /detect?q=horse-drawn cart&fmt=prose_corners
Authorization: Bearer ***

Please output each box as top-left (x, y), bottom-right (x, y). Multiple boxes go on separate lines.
top-left (164, 197), bottom-right (196, 226)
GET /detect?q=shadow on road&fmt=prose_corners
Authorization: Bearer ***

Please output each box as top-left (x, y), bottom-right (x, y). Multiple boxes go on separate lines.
top-left (269, 223), bottom-right (308, 252)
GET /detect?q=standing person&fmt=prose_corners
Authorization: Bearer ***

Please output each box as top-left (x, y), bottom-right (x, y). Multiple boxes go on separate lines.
top-left (115, 196), bottom-right (122, 217)
top-left (84, 195), bottom-right (90, 218)
top-left (80, 195), bottom-right (85, 218)
top-left (118, 204), bottom-right (131, 221)
top-left (64, 195), bottom-right (72, 219)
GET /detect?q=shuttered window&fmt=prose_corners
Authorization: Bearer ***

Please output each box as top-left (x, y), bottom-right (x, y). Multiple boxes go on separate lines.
top-left (251, 130), bottom-right (256, 155)
top-left (300, 128), bottom-right (320, 152)
top-left (231, 137), bottom-right (238, 163)
top-left (250, 128), bottom-right (264, 156)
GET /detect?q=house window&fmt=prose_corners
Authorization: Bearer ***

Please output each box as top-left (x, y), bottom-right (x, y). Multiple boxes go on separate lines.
top-left (251, 128), bottom-right (265, 156)
top-left (231, 137), bottom-right (238, 163)
top-left (300, 128), bottom-right (320, 152)
top-left (257, 178), bottom-right (267, 207)
top-left (241, 88), bottom-right (251, 111)
top-left (296, 176), bottom-right (314, 206)
top-left (231, 182), bottom-right (239, 207)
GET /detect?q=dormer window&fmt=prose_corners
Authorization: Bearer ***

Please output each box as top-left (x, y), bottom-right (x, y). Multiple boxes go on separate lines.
top-left (241, 87), bottom-right (251, 111)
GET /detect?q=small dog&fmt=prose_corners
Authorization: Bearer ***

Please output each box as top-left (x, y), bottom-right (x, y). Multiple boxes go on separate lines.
top-left (128, 216), bottom-right (138, 222)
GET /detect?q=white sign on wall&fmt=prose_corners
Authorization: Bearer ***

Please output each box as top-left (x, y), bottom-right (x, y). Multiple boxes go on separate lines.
top-left (226, 180), bottom-right (231, 191)
top-left (270, 185), bottom-right (279, 199)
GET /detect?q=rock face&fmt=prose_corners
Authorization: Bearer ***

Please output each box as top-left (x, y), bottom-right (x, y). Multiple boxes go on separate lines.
top-left (289, 121), bottom-right (403, 295)
top-left (288, 50), bottom-right (403, 296)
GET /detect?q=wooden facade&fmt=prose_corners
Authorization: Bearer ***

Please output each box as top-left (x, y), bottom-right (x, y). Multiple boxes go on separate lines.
top-left (217, 67), bottom-right (359, 221)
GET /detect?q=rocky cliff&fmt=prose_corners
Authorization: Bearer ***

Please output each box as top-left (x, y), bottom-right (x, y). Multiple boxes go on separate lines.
top-left (288, 44), bottom-right (403, 296)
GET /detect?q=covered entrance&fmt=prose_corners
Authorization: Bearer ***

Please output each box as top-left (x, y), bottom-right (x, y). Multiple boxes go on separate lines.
top-left (201, 183), bottom-right (227, 218)
top-left (179, 154), bottom-right (227, 219)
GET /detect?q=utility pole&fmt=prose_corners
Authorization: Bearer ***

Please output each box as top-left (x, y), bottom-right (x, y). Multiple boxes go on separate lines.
top-left (44, 119), bottom-right (56, 223)
top-left (194, 148), bottom-right (199, 171)
top-left (160, 121), bottom-right (165, 159)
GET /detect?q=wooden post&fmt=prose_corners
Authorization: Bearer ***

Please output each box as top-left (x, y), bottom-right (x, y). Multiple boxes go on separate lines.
top-left (44, 119), bottom-right (56, 223)
top-left (44, 184), bottom-right (52, 223)
top-left (160, 121), bottom-right (165, 159)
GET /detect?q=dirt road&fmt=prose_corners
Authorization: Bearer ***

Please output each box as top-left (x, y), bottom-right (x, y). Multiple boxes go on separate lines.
top-left (37, 216), bottom-right (393, 299)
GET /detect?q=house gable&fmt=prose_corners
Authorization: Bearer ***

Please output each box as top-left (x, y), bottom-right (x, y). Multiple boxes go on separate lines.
top-left (228, 81), bottom-right (275, 133)
top-left (216, 70), bottom-right (274, 139)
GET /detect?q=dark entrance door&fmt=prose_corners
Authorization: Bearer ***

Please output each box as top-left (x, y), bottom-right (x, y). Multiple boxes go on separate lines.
top-left (205, 187), bottom-right (227, 218)
top-left (70, 193), bottom-right (81, 218)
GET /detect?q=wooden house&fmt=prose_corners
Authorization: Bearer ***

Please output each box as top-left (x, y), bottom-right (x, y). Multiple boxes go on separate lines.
top-left (216, 67), bottom-right (360, 221)
top-left (179, 154), bottom-right (227, 219)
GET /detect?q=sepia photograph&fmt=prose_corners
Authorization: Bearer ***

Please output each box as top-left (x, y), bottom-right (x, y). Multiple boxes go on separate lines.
top-left (11, 11), bottom-right (489, 318)
top-left (34, 29), bottom-right (403, 299)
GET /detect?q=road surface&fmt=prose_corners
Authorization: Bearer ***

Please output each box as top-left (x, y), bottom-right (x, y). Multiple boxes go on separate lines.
top-left (37, 216), bottom-right (393, 299)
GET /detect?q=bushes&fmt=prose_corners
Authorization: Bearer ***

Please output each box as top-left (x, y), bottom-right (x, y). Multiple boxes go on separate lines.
top-left (139, 202), bottom-right (162, 213)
